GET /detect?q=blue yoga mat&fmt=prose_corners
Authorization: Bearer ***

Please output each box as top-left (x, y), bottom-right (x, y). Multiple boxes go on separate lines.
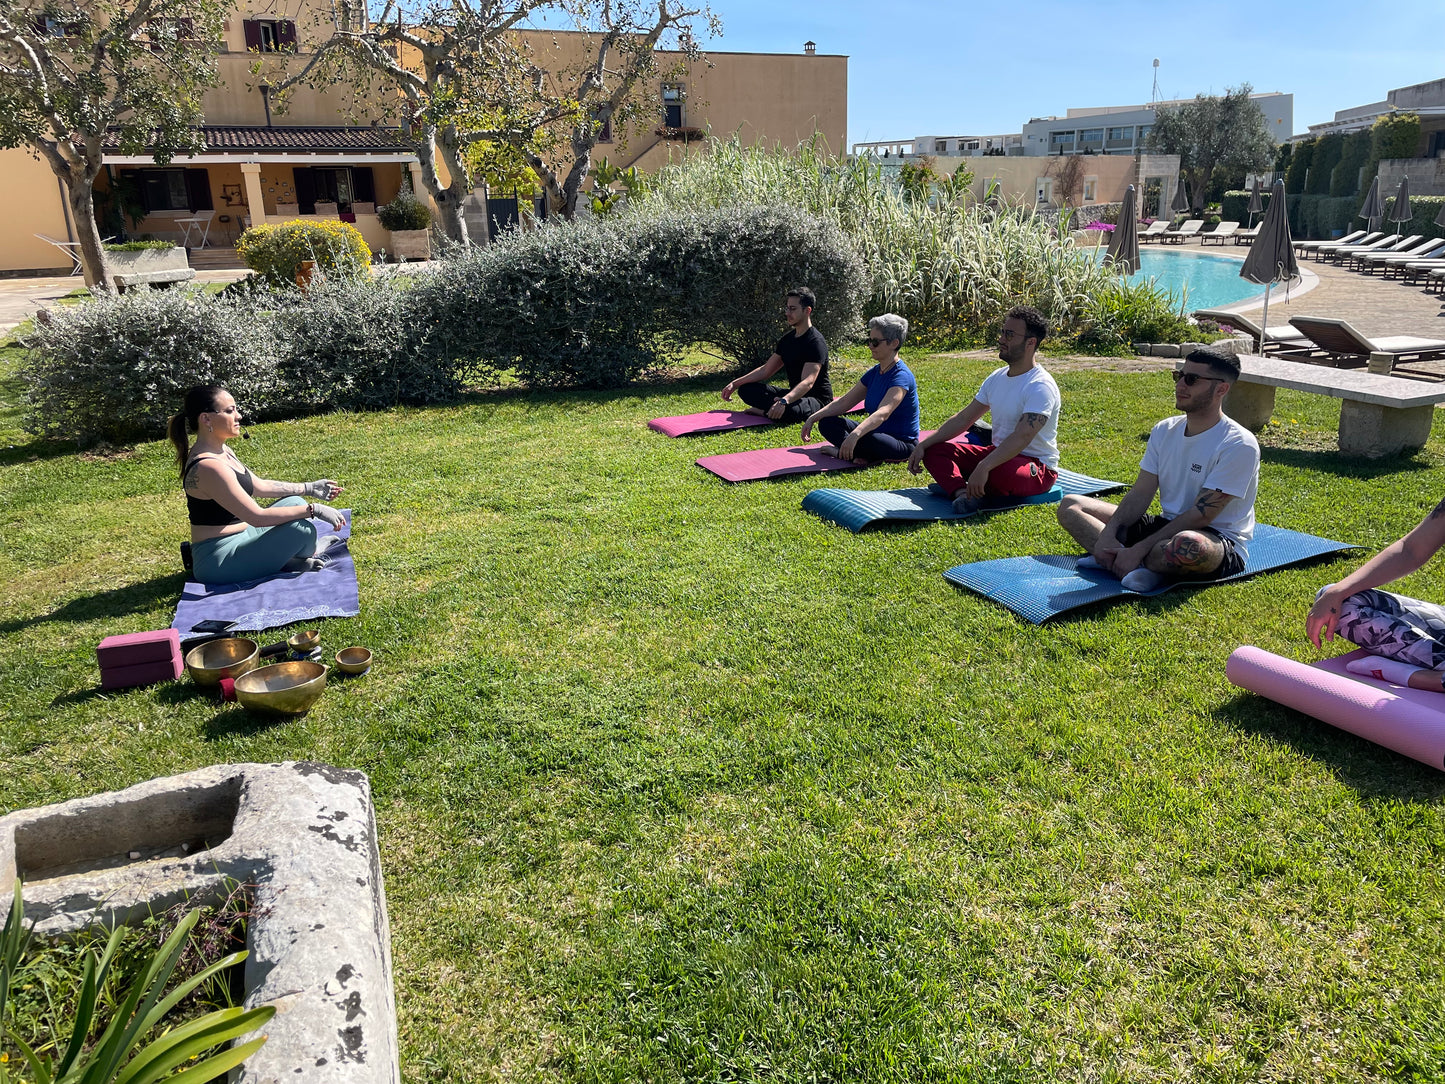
top-left (802, 469), bottom-right (1126, 532)
top-left (172, 518), bottom-right (359, 635)
top-left (941, 524), bottom-right (1356, 624)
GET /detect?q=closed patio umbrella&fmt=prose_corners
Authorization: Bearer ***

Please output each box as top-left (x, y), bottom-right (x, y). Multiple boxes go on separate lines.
top-left (1169, 177), bottom-right (1190, 216)
top-left (1357, 175), bottom-right (1383, 232)
top-left (1240, 178), bottom-right (1299, 354)
top-left (1105, 184), bottom-right (1140, 275)
top-left (1436, 200), bottom-right (1445, 229)
top-left (1246, 177), bottom-right (1263, 229)
top-left (1386, 176), bottom-right (1412, 237)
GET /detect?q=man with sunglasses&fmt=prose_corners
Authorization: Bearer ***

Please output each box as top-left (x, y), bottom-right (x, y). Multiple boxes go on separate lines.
top-left (906, 305), bottom-right (1061, 514)
top-left (720, 287), bottom-right (832, 423)
top-left (1056, 347), bottom-right (1258, 593)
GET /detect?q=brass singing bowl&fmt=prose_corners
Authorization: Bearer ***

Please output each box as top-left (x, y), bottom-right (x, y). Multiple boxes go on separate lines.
top-left (287, 628), bottom-right (321, 652)
top-left (185, 637), bottom-right (259, 686)
top-left (234, 660), bottom-right (328, 716)
top-left (335, 646), bottom-right (372, 675)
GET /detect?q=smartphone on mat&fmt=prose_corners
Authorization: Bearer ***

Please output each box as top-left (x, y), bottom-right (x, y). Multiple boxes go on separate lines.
top-left (190, 619), bottom-right (238, 634)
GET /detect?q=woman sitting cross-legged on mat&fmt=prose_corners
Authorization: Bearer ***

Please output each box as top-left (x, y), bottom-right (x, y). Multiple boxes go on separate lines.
top-left (800, 313), bottom-right (920, 463)
top-left (170, 385), bottom-right (348, 585)
top-left (1308, 502), bottom-right (1445, 692)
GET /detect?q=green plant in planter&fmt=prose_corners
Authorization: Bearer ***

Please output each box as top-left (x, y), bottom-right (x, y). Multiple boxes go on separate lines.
top-left (376, 192), bottom-right (432, 232)
top-left (101, 242), bottom-right (177, 252)
top-left (0, 882), bottom-right (275, 1084)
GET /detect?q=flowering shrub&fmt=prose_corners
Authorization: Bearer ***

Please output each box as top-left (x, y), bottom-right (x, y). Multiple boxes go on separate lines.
top-left (236, 220), bottom-right (371, 285)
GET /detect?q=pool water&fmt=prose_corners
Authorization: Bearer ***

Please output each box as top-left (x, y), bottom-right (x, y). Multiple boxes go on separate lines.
top-left (1087, 245), bottom-right (1263, 311)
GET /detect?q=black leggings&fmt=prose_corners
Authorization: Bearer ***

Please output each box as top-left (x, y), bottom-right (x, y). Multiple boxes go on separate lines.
top-left (818, 416), bottom-right (917, 462)
top-left (737, 382), bottom-right (823, 423)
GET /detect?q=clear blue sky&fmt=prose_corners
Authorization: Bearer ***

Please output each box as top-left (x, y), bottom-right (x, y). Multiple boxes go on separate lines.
top-left (695, 0), bottom-right (1443, 147)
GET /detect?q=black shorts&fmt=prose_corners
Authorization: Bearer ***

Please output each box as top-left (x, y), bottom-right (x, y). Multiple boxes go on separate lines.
top-left (1116, 514), bottom-right (1246, 581)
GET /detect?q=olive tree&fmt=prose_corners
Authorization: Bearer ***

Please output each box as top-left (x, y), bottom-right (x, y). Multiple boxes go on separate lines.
top-left (1144, 84), bottom-right (1274, 214)
top-left (0, 0), bottom-right (224, 289)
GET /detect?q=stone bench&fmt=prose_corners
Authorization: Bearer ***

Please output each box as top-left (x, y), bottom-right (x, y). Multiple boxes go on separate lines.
top-left (1223, 353), bottom-right (1445, 457)
top-left (113, 267), bottom-right (196, 292)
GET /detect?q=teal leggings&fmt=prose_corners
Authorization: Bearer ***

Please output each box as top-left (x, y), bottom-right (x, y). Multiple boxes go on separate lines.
top-left (192, 497), bottom-right (318, 585)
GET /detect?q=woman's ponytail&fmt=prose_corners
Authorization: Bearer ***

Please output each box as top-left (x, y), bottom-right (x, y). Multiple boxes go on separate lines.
top-left (172, 385), bottom-right (226, 480)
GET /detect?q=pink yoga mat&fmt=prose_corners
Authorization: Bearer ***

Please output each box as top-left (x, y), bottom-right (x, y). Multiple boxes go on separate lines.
top-left (696, 431), bottom-right (936, 483)
top-left (648, 410), bottom-right (773, 437)
top-left (1226, 645), bottom-right (1445, 771)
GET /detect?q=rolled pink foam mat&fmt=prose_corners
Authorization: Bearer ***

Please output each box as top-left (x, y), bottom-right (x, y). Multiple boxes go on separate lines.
top-left (1226, 645), bottom-right (1445, 771)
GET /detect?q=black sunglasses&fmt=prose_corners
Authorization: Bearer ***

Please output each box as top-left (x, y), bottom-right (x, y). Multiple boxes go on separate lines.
top-left (1172, 370), bottom-right (1225, 387)
top-left (867, 337), bottom-right (888, 348)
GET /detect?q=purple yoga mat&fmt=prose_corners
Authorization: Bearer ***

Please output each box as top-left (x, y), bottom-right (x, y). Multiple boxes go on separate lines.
top-left (648, 410), bottom-right (773, 437)
top-left (696, 431), bottom-right (936, 483)
top-left (1226, 645), bottom-right (1445, 771)
top-left (172, 516), bottom-right (359, 635)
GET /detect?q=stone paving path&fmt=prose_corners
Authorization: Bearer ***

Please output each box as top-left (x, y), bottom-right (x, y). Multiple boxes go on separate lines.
top-left (0, 270), bottom-right (248, 334)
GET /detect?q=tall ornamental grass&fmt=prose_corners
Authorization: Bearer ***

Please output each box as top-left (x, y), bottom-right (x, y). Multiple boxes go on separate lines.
top-left (635, 138), bottom-right (1191, 348)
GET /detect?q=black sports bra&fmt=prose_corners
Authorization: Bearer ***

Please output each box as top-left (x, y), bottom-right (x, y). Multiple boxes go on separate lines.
top-left (186, 454), bottom-right (255, 526)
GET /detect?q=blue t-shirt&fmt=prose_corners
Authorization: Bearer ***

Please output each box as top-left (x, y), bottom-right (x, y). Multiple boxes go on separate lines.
top-left (860, 361), bottom-right (920, 440)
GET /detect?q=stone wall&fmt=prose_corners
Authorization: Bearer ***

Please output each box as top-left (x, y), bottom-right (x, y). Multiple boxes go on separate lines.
top-left (1378, 156), bottom-right (1445, 197)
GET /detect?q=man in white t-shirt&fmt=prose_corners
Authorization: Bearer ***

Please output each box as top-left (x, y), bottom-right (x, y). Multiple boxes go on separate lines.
top-left (906, 304), bottom-right (1062, 515)
top-left (1056, 347), bottom-right (1259, 593)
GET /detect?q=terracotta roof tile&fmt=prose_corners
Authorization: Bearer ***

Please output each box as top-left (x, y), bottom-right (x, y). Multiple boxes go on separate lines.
top-left (103, 125), bottom-right (414, 154)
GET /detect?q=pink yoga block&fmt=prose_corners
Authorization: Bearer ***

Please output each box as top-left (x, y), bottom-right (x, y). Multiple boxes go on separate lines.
top-left (96, 628), bottom-right (182, 669)
top-left (1226, 645), bottom-right (1445, 771)
top-left (100, 654), bottom-right (185, 691)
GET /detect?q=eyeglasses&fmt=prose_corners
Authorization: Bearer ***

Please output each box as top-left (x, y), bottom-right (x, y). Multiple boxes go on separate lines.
top-left (867, 337), bottom-right (888, 348)
top-left (1172, 370), bottom-right (1225, 387)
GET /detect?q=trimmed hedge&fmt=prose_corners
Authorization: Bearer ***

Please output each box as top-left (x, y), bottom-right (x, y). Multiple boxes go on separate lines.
top-left (236, 220), bottom-right (371, 285)
top-left (1222, 191), bottom-right (1375, 240)
top-left (409, 202), bottom-right (867, 389)
top-left (1382, 194), bottom-right (1445, 241)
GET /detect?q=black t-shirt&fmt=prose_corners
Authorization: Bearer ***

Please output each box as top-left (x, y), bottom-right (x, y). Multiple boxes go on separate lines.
top-left (774, 326), bottom-right (832, 402)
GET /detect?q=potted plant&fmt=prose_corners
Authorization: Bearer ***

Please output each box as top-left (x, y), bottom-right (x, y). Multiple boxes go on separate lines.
top-left (102, 240), bottom-right (189, 274)
top-left (377, 191), bottom-right (432, 260)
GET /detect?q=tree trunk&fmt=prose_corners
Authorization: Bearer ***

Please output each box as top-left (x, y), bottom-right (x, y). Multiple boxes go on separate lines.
top-left (557, 130), bottom-right (594, 220)
top-left (410, 125), bottom-right (469, 248)
top-left (433, 127), bottom-right (474, 248)
top-left (66, 166), bottom-right (112, 293)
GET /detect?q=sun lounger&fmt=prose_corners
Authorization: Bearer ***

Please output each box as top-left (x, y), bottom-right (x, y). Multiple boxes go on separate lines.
top-left (1400, 259), bottom-right (1445, 285)
top-left (1200, 221), bottom-right (1240, 246)
top-left (1138, 220), bottom-right (1172, 243)
top-left (1296, 229), bottom-right (1369, 257)
top-left (1364, 240), bottom-right (1445, 276)
top-left (1234, 225), bottom-right (1261, 246)
top-left (1192, 308), bottom-right (1314, 355)
top-left (1427, 268), bottom-right (1445, 294)
top-left (1286, 316), bottom-right (1445, 367)
top-left (1346, 236), bottom-right (1433, 271)
top-left (1161, 219), bottom-right (1203, 245)
top-left (1321, 234), bottom-right (1413, 265)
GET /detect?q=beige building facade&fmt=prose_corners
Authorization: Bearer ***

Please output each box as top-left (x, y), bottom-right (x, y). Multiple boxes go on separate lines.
top-left (1, 6), bottom-right (846, 273)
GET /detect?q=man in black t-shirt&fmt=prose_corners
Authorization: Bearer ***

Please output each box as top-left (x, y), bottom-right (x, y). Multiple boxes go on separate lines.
top-left (720, 287), bottom-right (832, 423)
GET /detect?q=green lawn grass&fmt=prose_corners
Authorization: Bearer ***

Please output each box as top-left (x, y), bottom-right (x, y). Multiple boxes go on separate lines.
top-left (4, 347), bottom-right (1445, 1082)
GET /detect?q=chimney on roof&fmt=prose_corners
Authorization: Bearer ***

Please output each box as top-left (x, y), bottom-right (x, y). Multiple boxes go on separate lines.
top-left (804, 41), bottom-right (816, 56)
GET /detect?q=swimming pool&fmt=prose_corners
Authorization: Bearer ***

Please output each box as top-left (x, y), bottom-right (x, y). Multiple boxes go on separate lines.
top-left (1086, 245), bottom-right (1264, 312)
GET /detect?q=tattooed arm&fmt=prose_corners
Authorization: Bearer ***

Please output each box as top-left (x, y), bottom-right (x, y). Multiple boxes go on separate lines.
top-left (957, 411), bottom-right (1052, 499)
top-left (1308, 495), bottom-right (1445, 647)
top-left (1112, 487), bottom-right (1234, 575)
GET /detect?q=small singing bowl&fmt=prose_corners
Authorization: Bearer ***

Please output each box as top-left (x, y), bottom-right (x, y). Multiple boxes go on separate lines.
top-left (287, 628), bottom-right (321, 652)
top-left (185, 637), bottom-right (260, 686)
top-left (234, 660), bottom-right (328, 716)
top-left (335, 646), bottom-right (372, 675)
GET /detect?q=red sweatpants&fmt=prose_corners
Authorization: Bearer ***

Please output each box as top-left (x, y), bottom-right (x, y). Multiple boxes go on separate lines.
top-left (922, 440), bottom-right (1057, 497)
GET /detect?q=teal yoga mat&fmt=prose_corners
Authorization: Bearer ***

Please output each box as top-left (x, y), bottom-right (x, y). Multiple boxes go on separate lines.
top-left (802, 468), bottom-right (1126, 532)
top-left (942, 524), bottom-right (1356, 624)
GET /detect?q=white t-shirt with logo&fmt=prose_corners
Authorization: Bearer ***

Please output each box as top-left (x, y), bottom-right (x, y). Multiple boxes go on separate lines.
top-left (976, 364), bottom-right (1062, 468)
top-left (1140, 414), bottom-right (1260, 557)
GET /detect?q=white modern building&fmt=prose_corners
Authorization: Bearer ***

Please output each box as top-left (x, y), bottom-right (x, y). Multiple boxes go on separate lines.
top-left (853, 91), bottom-right (1293, 162)
top-left (1019, 93), bottom-right (1292, 157)
top-left (1305, 76), bottom-right (1445, 158)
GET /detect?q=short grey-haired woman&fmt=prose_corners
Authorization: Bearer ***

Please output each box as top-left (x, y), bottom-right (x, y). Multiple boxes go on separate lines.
top-left (801, 314), bottom-right (921, 462)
